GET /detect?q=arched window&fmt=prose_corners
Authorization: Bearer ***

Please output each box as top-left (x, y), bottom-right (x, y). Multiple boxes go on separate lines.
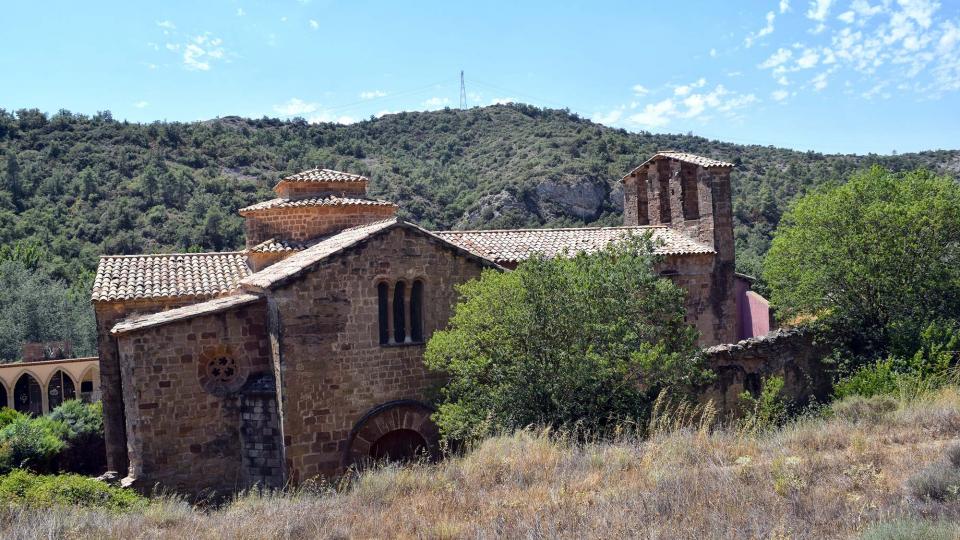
top-left (411, 280), bottom-right (424, 343)
top-left (393, 281), bottom-right (407, 343)
top-left (377, 282), bottom-right (390, 345)
top-left (377, 280), bottom-right (426, 345)
top-left (14, 374), bottom-right (42, 415)
top-left (47, 370), bottom-right (76, 410)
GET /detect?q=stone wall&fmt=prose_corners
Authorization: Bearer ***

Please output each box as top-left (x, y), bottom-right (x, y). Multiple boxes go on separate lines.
top-left (243, 205), bottom-right (396, 248)
top-left (94, 297), bottom-right (202, 473)
top-left (268, 227), bottom-right (486, 482)
top-left (700, 328), bottom-right (832, 415)
top-left (115, 300), bottom-right (272, 494)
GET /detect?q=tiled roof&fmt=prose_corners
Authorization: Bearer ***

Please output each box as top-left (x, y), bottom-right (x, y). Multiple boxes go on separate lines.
top-left (280, 168), bottom-right (368, 183)
top-left (112, 293), bottom-right (262, 335)
top-left (248, 238), bottom-right (306, 254)
top-left (625, 152), bottom-right (734, 178)
top-left (92, 252), bottom-right (251, 302)
top-left (239, 196), bottom-right (396, 214)
top-left (241, 218), bottom-right (498, 291)
top-left (434, 226), bottom-right (713, 264)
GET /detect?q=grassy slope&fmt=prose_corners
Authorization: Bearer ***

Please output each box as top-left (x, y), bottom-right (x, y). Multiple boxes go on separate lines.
top-left (4, 388), bottom-right (960, 538)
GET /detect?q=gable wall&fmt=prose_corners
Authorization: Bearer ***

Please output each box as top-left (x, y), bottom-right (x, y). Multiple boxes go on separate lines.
top-left (115, 301), bottom-right (272, 494)
top-left (270, 227), bottom-right (486, 482)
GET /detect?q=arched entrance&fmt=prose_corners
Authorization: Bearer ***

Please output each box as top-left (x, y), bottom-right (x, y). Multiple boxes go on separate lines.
top-left (14, 373), bottom-right (43, 415)
top-left (342, 400), bottom-right (439, 468)
top-left (0, 383), bottom-right (7, 409)
top-left (79, 366), bottom-right (99, 403)
top-left (47, 370), bottom-right (76, 410)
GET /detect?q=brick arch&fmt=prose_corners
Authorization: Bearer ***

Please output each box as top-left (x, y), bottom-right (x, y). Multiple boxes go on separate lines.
top-left (342, 400), bottom-right (440, 468)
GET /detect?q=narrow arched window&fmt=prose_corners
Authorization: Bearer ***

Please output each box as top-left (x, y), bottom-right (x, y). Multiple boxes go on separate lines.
top-left (377, 282), bottom-right (390, 345)
top-left (411, 280), bottom-right (424, 342)
top-left (393, 282), bottom-right (406, 343)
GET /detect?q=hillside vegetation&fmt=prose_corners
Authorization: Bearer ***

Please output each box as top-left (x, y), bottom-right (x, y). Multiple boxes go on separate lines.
top-left (1, 104), bottom-right (958, 286)
top-left (2, 387), bottom-right (960, 538)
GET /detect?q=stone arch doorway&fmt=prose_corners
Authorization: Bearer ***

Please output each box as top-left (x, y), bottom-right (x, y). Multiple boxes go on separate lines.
top-left (0, 383), bottom-right (7, 409)
top-left (14, 373), bottom-right (43, 415)
top-left (343, 400), bottom-right (439, 468)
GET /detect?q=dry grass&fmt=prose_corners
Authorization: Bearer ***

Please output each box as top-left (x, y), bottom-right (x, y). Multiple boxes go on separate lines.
top-left (5, 388), bottom-right (960, 539)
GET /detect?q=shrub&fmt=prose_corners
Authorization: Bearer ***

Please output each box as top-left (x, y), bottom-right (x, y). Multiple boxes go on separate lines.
top-left (49, 400), bottom-right (102, 439)
top-left (48, 400), bottom-right (105, 474)
top-left (830, 394), bottom-right (898, 423)
top-left (907, 462), bottom-right (960, 501)
top-left (834, 358), bottom-right (901, 399)
top-left (0, 469), bottom-right (145, 511)
top-left (739, 376), bottom-right (786, 432)
top-left (0, 408), bottom-right (25, 430)
top-left (860, 518), bottom-right (960, 540)
top-left (0, 416), bottom-right (67, 472)
top-left (425, 235), bottom-right (705, 441)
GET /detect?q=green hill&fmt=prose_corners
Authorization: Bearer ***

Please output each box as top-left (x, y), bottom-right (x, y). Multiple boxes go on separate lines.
top-left (1, 104), bottom-right (958, 284)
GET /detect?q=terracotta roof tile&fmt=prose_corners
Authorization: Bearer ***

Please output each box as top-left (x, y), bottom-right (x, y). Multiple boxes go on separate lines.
top-left (241, 218), bottom-right (498, 291)
top-left (112, 293), bottom-right (262, 334)
top-left (434, 226), bottom-right (713, 264)
top-left (281, 168), bottom-right (368, 183)
top-left (92, 252), bottom-right (251, 302)
top-left (624, 152), bottom-right (734, 179)
top-left (239, 196), bottom-right (396, 214)
top-left (248, 238), bottom-right (306, 254)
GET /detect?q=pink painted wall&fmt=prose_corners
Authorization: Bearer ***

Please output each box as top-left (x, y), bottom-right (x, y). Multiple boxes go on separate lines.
top-left (735, 276), bottom-right (772, 340)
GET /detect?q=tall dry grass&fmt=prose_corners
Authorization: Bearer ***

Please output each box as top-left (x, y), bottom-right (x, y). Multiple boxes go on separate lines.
top-left (4, 387), bottom-right (960, 539)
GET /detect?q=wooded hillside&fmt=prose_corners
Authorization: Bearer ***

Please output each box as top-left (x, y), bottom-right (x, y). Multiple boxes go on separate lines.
top-left (1, 103), bottom-right (958, 285)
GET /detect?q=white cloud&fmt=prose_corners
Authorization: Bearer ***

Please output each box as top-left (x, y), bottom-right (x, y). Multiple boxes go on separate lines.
top-left (745, 11), bottom-right (777, 47)
top-left (760, 47), bottom-right (794, 69)
top-left (273, 98), bottom-right (318, 116)
top-left (375, 110), bottom-right (398, 118)
top-left (592, 109), bottom-right (623, 125)
top-left (631, 84), bottom-right (650, 96)
top-left (624, 81), bottom-right (758, 128)
top-left (838, 10), bottom-right (856, 23)
top-left (795, 48), bottom-right (821, 68)
top-left (157, 20), bottom-right (176, 30)
top-left (709, 48), bottom-right (718, 57)
top-left (133, 101), bottom-right (149, 109)
top-left (423, 97), bottom-right (451, 108)
top-left (811, 71), bottom-right (830, 90)
top-left (308, 113), bottom-right (355, 125)
top-left (236, 8), bottom-right (245, 16)
top-left (490, 97), bottom-right (517, 105)
top-left (309, 19), bottom-right (319, 29)
top-left (627, 98), bottom-right (677, 128)
top-left (772, 89), bottom-right (790, 100)
top-left (359, 90), bottom-right (387, 99)
top-left (280, 16), bottom-right (288, 22)
top-left (807, 0), bottom-right (833, 22)
top-left (780, 0), bottom-right (791, 13)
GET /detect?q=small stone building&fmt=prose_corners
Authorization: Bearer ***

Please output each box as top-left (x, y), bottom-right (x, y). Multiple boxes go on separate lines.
top-left (92, 152), bottom-right (770, 494)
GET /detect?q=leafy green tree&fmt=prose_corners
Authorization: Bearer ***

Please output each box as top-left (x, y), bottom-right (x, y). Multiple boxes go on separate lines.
top-left (764, 167), bottom-right (960, 360)
top-left (424, 235), bottom-right (706, 441)
top-left (0, 260), bottom-right (95, 361)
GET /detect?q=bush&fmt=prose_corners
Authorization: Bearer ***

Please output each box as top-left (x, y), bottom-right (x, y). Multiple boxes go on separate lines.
top-left (0, 469), bottom-right (145, 511)
top-left (49, 400), bottom-right (102, 439)
top-left (48, 400), bottom-right (105, 474)
top-left (830, 394), bottom-right (898, 423)
top-left (907, 463), bottom-right (960, 501)
top-left (0, 408), bottom-right (25, 430)
top-left (0, 416), bottom-right (67, 472)
top-left (738, 376), bottom-right (787, 432)
top-left (860, 518), bottom-right (960, 540)
top-left (834, 358), bottom-right (901, 399)
top-left (425, 235), bottom-right (705, 441)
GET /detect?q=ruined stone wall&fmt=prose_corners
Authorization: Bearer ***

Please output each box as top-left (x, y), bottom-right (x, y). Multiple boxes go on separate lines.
top-left (115, 301), bottom-right (272, 494)
top-left (243, 205), bottom-right (396, 248)
top-left (699, 328), bottom-right (832, 415)
top-left (269, 227), bottom-right (486, 482)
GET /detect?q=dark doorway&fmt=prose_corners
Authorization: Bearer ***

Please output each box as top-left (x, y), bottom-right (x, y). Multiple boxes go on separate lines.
top-left (14, 374), bottom-right (43, 415)
top-left (0, 384), bottom-right (6, 409)
top-left (369, 429), bottom-right (428, 462)
top-left (48, 370), bottom-right (76, 410)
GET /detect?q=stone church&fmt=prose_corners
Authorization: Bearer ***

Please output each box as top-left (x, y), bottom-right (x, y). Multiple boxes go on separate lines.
top-left (92, 151), bottom-right (770, 494)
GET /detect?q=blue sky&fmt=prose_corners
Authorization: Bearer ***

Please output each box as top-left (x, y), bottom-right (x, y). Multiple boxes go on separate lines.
top-left (1, 0), bottom-right (958, 154)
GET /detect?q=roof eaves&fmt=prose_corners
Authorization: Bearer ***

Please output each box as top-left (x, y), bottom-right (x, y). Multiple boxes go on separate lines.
top-left (111, 293), bottom-right (263, 335)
